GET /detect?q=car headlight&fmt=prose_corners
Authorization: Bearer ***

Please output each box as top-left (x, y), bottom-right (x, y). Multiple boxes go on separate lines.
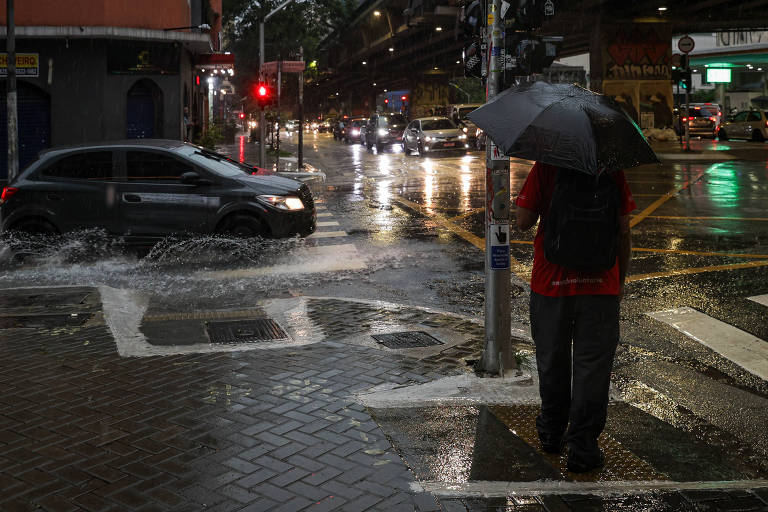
top-left (425, 136), bottom-right (432, 141)
top-left (257, 195), bottom-right (305, 210)
top-left (459, 134), bottom-right (467, 140)
top-left (377, 128), bottom-right (388, 136)
top-left (462, 126), bottom-right (468, 133)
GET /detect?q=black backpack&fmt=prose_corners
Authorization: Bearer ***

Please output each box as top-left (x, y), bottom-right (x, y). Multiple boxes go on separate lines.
top-left (542, 169), bottom-right (621, 272)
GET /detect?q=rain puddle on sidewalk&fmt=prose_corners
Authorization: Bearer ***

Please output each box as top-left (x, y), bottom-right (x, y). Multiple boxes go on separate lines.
top-left (368, 401), bottom-right (766, 493)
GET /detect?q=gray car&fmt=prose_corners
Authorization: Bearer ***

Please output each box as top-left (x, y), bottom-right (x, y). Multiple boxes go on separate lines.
top-left (0, 139), bottom-right (316, 245)
top-left (402, 117), bottom-right (469, 156)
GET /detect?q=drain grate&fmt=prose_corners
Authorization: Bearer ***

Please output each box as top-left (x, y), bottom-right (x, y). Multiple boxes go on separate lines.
top-left (206, 319), bottom-right (288, 344)
top-left (371, 331), bottom-right (444, 349)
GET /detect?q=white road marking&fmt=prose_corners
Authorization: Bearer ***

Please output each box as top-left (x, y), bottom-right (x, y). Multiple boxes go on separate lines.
top-left (307, 230), bottom-right (348, 238)
top-left (317, 221), bottom-right (340, 227)
top-left (748, 294), bottom-right (768, 307)
top-left (647, 307), bottom-right (768, 380)
top-left (196, 243), bottom-right (365, 279)
top-left (415, 479), bottom-right (768, 497)
top-left (317, 212), bottom-right (332, 217)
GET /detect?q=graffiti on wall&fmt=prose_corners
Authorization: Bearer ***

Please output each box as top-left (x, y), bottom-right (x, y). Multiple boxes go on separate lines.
top-left (603, 81), bottom-right (674, 130)
top-left (717, 31), bottom-right (768, 47)
top-left (603, 25), bottom-right (672, 81)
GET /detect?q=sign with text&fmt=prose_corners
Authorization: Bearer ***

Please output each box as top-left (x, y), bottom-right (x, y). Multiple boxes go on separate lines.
top-left (0, 53), bottom-right (39, 77)
top-left (262, 60), bottom-right (305, 75)
top-left (490, 222), bottom-right (510, 269)
top-left (602, 24), bottom-right (672, 81)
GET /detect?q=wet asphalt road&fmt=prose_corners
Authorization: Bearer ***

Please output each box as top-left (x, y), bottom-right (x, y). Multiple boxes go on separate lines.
top-left (0, 131), bottom-right (767, 493)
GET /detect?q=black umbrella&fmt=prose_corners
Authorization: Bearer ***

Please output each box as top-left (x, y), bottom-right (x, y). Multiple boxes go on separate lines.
top-left (467, 81), bottom-right (659, 175)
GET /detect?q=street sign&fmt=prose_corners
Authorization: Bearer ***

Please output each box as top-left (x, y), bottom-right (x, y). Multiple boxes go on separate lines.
top-left (677, 35), bottom-right (695, 54)
top-left (262, 60), bottom-right (305, 75)
top-left (671, 53), bottom-right (682, 68)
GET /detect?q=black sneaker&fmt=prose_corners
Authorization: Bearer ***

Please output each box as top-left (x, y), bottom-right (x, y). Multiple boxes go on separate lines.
top-left (539, 435), bottom-right (565, 455)
top-left (566, 449), bottom-right (605, 473)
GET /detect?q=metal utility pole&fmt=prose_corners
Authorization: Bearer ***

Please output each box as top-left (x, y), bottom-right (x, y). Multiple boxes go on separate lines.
top-left (6, 0), bottom-right (19, 182)
top-left (276, 59), bottom-right (282, 169)
top-left (298, 46), bottom-right (304, 168)
top-left (479, 0), bottom-right (516, 376)
top-left (259, 0), bottom-right (294, 168)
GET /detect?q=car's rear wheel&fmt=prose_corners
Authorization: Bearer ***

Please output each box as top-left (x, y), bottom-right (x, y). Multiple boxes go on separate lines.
top-left (718, 129), bottom-right (728, 141)
top-left (219, 214), bottom-right (267, 238)
top-left (752, 130), bottom-right (764, 142)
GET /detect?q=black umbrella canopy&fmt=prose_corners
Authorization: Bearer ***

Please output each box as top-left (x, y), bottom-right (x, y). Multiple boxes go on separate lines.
top-left (468, 82), bottom-right (659, 175)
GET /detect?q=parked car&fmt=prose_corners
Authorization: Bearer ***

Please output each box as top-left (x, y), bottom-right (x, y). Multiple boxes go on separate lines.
top-left (717, 110), bottom-right (768, 141)
top-left (0, 140), bottom-right (317, 244)
top-left (449, 103), bottom-right (483, 146)
top-left (677, 108), bottom-right (718, 139)
top-left (343, 118), bottom-right (367, 144)
top-left (402, 117), bottom-right (469, 156)
top-left (362, 112), bottom-right (408, 151)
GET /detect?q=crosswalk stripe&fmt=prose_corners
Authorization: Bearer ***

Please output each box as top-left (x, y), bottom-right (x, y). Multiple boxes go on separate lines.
top-left (748, 294), bottom-right (768, 307)
top-left (317, 212), bottom-right (332, 218)
top-left (307, 230), bottom-right (347, 238)
top-left (647, 307), bottom-right (768, 380)
top-left (317, 221), bottom-right (340, 227)
top-left (196, 243), bottom-right (366, 279)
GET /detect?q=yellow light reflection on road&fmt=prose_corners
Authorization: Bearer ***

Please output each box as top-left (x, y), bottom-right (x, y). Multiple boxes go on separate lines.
top-left (460, 164), bottom-right (472, 213)
top-left (379, 154), bottom-right (391, 175)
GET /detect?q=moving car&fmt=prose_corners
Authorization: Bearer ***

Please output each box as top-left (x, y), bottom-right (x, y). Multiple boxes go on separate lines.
top-left (362, 112), bottom-right (408, 151)
top-left (449, 103), bottom-right (483, 146)
top-left (284, 119), bottom-right (300, 132)
top-left (343, 118), bottom-right (367, 144)
top-left (717, 110), bottom-right (768, 141)
top-left (402, 117), bottom-right (469, 156)
top-left (0, 140), bottom-right (316, 244)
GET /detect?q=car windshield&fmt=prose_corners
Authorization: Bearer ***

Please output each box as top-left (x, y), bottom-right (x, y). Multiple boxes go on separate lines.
top-left (180, 147), bottom-right (254, 177)
top-left (380, 114), bottom-right (407, 126)
top-left (458, 107), bottom-right (478, 119)
top-left (422, 119), bottom-right (456, 130)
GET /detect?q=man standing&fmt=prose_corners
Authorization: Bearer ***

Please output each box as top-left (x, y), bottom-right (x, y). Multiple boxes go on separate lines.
top-left (515, 162), bottom-right (635, 473)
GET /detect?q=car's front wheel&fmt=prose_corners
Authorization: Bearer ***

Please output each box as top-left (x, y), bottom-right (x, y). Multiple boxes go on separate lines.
top-left (219, 214), bottom-right (267, 238)
top-left (9, 217), bottom-right (58, 235)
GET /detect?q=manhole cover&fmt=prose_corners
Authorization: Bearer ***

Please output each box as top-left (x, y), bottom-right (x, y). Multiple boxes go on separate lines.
top-left (206, 319), bottom-right (288, 344)
top-left (371, 331), bottom-right (444, 349)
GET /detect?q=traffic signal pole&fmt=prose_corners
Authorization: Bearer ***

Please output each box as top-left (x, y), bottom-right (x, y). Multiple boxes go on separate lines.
top-left (479, 0), bottom-right (516, 377)
top-left (6, 0), bottom-right (19, 183)
top-left (259, 0), bottom-right (294, 168)
top-left (259, 21), bottom-right (266, 168)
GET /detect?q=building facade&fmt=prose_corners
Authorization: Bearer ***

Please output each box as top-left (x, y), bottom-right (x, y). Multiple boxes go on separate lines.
top-left (0, 0), bottom-right (222, 181)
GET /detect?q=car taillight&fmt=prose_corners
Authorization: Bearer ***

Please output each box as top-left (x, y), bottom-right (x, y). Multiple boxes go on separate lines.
top-left (681, 117), bottom-right (688, 122)
top-left (0, 187), bottom-right (18, 204)
top-left (709, 116), bottom-right (716, 122)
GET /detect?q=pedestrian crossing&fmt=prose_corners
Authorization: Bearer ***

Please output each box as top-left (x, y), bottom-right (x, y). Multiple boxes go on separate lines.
top-left (647, 295), bottom-right (768, 381)
top-left (197, 200), bottom-right (367, 279)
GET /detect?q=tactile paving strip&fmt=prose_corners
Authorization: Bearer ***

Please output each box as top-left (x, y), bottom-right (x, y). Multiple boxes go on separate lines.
top-left (489, 404), bottom-right (668, 482)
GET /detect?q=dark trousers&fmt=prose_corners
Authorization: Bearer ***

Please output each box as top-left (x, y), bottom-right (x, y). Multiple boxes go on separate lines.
top-left (529, 291), bottom-right (619, 462)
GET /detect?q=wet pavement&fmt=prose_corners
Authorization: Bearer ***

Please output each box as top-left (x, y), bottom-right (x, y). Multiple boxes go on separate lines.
top-left (0, 132), bottom-right (767, 510)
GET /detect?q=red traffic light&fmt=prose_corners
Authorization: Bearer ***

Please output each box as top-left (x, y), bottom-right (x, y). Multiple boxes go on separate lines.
top-left (401, 95), bottom-right (407, 101)
top-left (254, 83), bottom-right (274, 108)
top-left (239, 112), bottom-right (245, 119)
top-left (384, 98), bottom-right (389, 104)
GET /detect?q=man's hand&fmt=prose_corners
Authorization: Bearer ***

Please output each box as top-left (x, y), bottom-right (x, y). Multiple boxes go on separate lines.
top-left (516, 205), bottom-right (538, 231)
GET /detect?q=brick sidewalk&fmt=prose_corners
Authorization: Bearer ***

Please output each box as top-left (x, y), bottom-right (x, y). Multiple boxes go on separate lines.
top-left (1, 288), bottom-right (767, 511)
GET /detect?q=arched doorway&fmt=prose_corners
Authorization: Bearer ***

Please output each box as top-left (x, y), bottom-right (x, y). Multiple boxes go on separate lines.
top-left (126, 79), bottom-right (163, 139)
top-left (0, 81), bottom-right (51, 181)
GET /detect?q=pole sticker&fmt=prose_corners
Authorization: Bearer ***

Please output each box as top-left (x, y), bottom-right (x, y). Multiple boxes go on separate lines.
top-left (490, 142), bottom-right (507, 161)
top-left (490, 222), bottom-right (510, 269)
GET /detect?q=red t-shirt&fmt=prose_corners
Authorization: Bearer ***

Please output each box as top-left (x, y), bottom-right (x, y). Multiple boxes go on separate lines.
top-left (515, 162), bottom-right (636, 297)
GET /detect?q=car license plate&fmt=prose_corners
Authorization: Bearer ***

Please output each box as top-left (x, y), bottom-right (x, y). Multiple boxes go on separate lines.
top-left (396, 136), bottom-right (402, 141)
top-left (444, 142), bottom-right (455, 147)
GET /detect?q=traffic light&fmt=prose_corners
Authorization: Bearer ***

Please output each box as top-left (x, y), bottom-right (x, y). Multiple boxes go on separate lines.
top-left (461, 0), bottom-right (484, 78)
top-left (239, 112), bottom-right (245, 119)
top-left (503, 35), bottom-right (560, 76)
top-left (508, 0), bottom-right (555, 31)
top-left (254, 83), bottom-right (274, 108)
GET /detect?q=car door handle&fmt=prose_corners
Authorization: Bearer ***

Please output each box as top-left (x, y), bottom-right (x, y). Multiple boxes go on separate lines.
top-left (46, 194), bottom-right (63, 201)
top-left (123, 194), bottom-right (142, 203)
